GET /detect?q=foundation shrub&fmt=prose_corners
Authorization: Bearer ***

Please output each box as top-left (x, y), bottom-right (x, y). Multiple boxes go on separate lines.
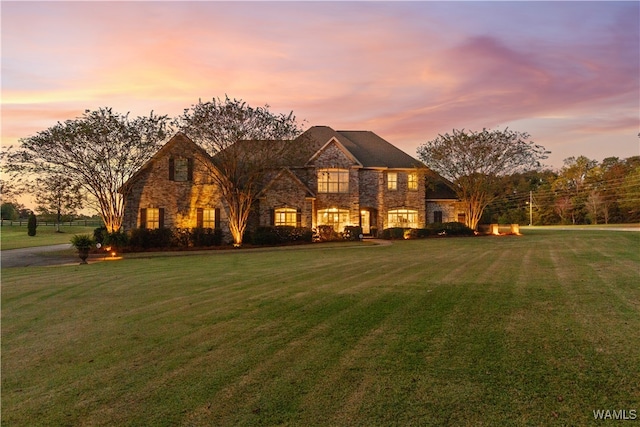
top-left (93, 226), bottom-right (107, 243)
top-left (103, 231), bottom-right (129, 250)
top-left (382, 223), bottom-right (474, 240)
top-left (343, 226), bottom-right (363, 241)
top-left (381, 227), bottom-right (406, 240)
top-left (316, 225), bottom-right (340, 242)
top-left (430, 222), bottom-right (474, 236)
top-left (252, 226), bottom-right (313, 245)
top-left (191, 227), bottom-right (223, 247)
top-left (128, 228), bottom-right (174, 250)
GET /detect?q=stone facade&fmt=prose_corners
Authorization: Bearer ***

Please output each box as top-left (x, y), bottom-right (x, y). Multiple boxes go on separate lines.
top-left (121, 133), bottom-right (230, 238)
top-left (426, 200), bottom-right (465, 224)
top-left (121, 127), bottom-right (461, 239)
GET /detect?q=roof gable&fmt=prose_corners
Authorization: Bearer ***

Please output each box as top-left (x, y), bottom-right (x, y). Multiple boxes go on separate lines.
top-left (258, 168), bottom-right (315, 198)
top-left (120, 132), bottom-right (212, 191)
top-left (305, 137), bottom-right (363, 168)
top-left (295, 126), bottom-right (425, 169)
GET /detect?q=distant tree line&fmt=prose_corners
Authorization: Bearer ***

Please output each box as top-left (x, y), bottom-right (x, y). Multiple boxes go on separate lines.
top-left (482, 156), bottom-right (640, 225)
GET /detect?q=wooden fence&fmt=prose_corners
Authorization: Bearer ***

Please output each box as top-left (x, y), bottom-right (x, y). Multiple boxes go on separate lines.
top-left (0, 220), bottom-right (103, 227)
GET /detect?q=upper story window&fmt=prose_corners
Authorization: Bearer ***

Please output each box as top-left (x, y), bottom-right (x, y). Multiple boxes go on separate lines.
top-left (408, 172), bottom-right (418, 191)
top-left (169, 157), bottom-right (193, 182)
top-left (318, 168), bottom-right (349, 193)
top-left (387, 172), bottom-right (398, 190)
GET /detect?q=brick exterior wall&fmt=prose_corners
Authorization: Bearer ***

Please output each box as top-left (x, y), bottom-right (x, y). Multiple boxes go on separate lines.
top-left (426, 200), bottom-right (466, 223)
top-left (122, 134), bottom-right (231, 240)
top-left (305, 140), bottom-right (362, 228)
top-left (257, 171), bottom-right (313, 228)
top-left (123, 131), bottom-right (460, 240)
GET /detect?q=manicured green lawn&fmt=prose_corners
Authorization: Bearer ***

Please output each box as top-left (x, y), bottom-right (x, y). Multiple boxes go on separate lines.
top-left (0, 225), bottom-right (97, 250)
top-left (2, 230), bottom-right (639, 426)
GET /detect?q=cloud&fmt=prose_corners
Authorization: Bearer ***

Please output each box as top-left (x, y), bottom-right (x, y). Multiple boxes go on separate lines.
top-left (1, 1), bottom-right (637, 168)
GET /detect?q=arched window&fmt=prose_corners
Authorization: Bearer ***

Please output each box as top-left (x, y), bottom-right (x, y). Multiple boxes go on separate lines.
top-left (388, 209), bottom-right (418, 228)
top-left (275, 208), bottom-right (297, 227)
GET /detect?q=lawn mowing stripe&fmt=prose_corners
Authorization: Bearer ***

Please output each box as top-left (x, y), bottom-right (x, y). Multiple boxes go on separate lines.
top-left (2, 231), bottom-right (638, 426)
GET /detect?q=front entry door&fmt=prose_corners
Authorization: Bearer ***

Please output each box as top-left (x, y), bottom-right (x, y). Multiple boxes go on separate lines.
top-left (360, 210), bottom-right (370, 234)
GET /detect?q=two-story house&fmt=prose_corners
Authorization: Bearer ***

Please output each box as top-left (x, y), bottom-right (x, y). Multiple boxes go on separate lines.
top-left (121, 126), bottom-right (461, 240)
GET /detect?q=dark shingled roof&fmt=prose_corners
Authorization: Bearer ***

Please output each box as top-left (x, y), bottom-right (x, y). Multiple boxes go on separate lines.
top-left (297, 126), bottom-right (426, 169)
top-left (425, 170), bottom-right (459, 200)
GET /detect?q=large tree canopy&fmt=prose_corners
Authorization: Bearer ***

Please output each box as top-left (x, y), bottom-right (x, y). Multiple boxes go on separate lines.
top-left (176, 96), bottom-right (304, 246)
top-left (6, 108), bottom-right (171, 232)
top-left (417, 128), bottom-right (548, 229)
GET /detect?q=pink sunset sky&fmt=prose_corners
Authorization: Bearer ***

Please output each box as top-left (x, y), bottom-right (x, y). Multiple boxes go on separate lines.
top-left (2, 1), bottom-right (638, 169)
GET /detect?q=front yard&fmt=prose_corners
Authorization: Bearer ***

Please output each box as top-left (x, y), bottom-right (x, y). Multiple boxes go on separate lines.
top-left (2, 230), bottom-right (638, 425)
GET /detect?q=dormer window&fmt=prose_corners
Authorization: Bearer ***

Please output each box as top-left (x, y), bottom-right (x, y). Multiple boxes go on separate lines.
top-left (318, 168), bottom-right (349, 193)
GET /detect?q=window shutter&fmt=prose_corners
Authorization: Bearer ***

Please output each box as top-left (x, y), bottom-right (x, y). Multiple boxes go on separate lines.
top-left (196, 208), bottom-right (203, 228)
top-left (169, 158), bottom-right (175, 181)
top-left (187, 158), bottom-right (194, 181)
top-left (270, 209), bottom-right (275, 226)
top-left (296, 209), bottom-right (302, 227)
top-left (139, 208), bottom-right (147, 229)
top-left (159, 208), bottom-right (165, 229)
top-left (215, 208), bottom-right (221, 229)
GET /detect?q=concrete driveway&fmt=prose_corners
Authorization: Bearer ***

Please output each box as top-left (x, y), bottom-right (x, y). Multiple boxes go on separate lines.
top-left (1, 244), bottom-right (80, 268)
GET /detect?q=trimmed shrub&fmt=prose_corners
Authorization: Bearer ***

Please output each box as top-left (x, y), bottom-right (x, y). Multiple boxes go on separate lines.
top-left (128, 228), bottom-right (174, 250)
top-left (93, 227), bottom-right (129, 250)
top-left (381, 223), bottom-right (474, 240)
top-left (27, 213), bottom-right (37, 236)
top-left (252, 226), bottom-right (281, 245)
top-left (381, 227), bottom-right (406, 240)
top-left (316, 225), bottom-right (340, 242)
top-left (93, 226), bottom-right (107, 243)
top-left (427, 222), bottom-right (475, 236)
top-left (415, 228), bottom-right (434, 238)
top-left (192, 227), bottom-right (223, 247)
top-left (343, 226), bottom-right (363, 241)
top-left (125, 227), bottom-right (223, 251)
top-left (252, 226), bottom-right (313, 245)
top-left (104, 231), bottom-right (129, 250)
top-left (288, 227), bottom-right (313, 243)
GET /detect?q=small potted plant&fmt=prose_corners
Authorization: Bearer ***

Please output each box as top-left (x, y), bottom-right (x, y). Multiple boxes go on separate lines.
top-left (71, 234), bottom-right (94, 264)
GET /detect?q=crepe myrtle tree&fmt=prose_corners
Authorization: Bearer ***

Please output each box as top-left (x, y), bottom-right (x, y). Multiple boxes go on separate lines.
top-left (6, 108), bottom-right (171, 233)
top-left (418, 128), bottom-right (548, 230)
top-left (176, 96), bottom-right (304, 246)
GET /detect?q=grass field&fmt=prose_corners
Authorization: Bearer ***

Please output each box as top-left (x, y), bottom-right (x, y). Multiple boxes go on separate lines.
top-left (0, 225), bottom-right (97, 250)
top-left (2, 230), bottom-right (639, 426)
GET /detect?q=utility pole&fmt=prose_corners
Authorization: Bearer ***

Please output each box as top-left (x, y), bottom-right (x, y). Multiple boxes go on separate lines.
top-left (529, 190), bottom-right (533, 226)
